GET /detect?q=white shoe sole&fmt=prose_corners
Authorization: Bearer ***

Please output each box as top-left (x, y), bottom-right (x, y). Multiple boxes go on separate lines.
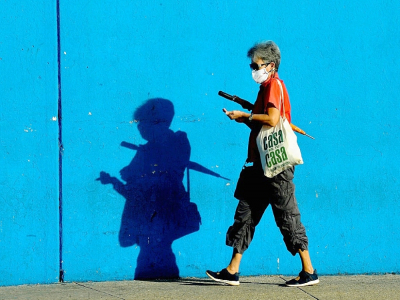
top-left (286, 278), bottom-right (320, 287)
top-left (206, 272), bottom-right (240, 286)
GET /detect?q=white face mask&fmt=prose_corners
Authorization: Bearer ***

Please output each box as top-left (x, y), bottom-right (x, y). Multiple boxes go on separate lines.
top-left (252, 68), bottom-right (270, 84)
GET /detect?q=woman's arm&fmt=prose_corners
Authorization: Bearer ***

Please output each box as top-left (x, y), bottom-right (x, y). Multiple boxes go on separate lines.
top-left (223, 106), bottom-right (280, 127)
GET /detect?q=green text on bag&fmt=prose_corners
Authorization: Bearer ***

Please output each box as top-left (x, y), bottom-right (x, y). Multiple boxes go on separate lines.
top-left (263, 130), bottom-right (284, 150)
top-left (265, 147), bottom-right (288, 167)
top-left (263, 130), bottom-right (289, 168)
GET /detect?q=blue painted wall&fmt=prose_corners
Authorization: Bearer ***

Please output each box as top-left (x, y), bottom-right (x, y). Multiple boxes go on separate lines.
top-left (0, 2), bottom-right (60, 285)
top-left (1, 0), bottom-right (400, 286)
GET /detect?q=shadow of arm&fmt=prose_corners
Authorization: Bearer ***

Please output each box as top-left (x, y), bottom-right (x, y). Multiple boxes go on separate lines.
top-left (96, 171), bottom-right (129, 198)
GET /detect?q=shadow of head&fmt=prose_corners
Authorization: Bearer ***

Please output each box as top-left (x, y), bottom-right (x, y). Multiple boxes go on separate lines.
top-left (134, 98), bottom-right (174, 142)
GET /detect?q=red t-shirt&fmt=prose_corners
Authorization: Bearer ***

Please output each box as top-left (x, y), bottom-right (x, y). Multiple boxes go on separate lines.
top-left (247, 73), bottom-right (291, 163)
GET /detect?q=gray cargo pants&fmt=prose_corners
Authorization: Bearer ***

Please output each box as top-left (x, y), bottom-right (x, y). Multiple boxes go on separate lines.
top-left (226, 165), bottom-right (308, 256)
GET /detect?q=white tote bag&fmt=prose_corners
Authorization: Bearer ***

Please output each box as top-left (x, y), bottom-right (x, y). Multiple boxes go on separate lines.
top-left (256, 79), bottom-right (303, 178)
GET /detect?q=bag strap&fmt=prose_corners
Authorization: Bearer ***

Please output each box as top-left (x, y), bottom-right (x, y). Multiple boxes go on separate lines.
top-left (274, 79), bottom-right (285, 119)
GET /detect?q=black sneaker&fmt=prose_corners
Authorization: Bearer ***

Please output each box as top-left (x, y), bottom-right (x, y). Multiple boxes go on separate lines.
top-left (285, 269), bottom-right (319, 287)
top-left (206, 268), bottom-right (240, 286)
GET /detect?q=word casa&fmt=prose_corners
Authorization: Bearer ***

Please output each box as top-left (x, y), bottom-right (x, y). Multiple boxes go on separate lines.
top-left (262, 130), bottom-right (288, 167)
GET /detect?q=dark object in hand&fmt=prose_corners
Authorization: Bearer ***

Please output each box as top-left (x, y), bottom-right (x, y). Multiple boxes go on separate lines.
top-left (218, 91), bottom-right (254, 111)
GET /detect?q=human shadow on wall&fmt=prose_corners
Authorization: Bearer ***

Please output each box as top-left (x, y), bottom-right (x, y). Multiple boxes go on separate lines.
top-left (97, 98), bottom-right (228, 279)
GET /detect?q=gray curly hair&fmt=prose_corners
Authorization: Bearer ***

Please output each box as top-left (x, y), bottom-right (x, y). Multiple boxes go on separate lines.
top-left (247, 41), bottom-right (281, 71)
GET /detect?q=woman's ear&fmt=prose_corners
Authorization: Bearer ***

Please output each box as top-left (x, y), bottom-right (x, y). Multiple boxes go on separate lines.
top-left (270, 62), bottom-right (276, 70)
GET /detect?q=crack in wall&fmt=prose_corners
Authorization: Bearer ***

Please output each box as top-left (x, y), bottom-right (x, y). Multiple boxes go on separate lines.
top-left (56, 0), bottom-right (64, 283)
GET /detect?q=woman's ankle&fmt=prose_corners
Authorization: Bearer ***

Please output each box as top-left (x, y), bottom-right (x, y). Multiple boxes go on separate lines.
top-left (226, 266), bottom-right (238, 274)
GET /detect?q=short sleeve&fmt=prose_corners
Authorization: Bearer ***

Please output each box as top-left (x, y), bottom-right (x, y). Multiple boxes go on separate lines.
top-left (263, 79), bottom-right (282, 112)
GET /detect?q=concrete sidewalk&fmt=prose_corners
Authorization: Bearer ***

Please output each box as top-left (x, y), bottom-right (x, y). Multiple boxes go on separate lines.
top-left (1, 274), bottom-right (399, 300)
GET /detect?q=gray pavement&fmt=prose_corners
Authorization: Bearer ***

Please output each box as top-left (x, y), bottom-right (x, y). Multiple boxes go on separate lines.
top-left (1, 274), bottom-right (399, 300)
